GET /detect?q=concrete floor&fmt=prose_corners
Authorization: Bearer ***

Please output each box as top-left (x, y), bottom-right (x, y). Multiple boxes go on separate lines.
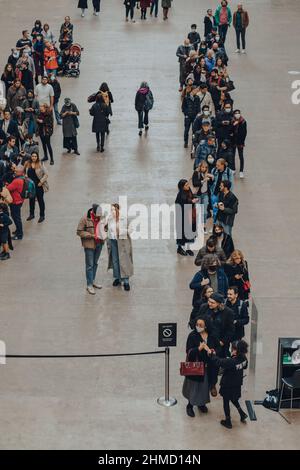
top-left (0, 0), bottom-right (300, 450)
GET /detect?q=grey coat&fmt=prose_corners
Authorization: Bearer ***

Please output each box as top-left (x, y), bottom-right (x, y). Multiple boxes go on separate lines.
top-left (162, 0), bottom-right (172, 7)
top-left (60, 103), bottom-right (79, 137)
top-left (107, 237), bottom-right (134, 279)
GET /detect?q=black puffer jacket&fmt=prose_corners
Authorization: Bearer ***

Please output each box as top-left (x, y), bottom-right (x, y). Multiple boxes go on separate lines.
top-left (181, 94), bottom-right (201, 119)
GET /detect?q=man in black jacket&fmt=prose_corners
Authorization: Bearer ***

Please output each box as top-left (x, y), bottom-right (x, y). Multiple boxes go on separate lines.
top-left (188, 24), bottom-right (201, 51)
top-left (0, 111), bottom-right (19, 143)
top-left (216, 180), bottom-right (238, 236)
top-left (182, 86), bottom-right (200, 148)
top-left (204, 9), bottom-right (215, 38)
top-left (216, 102), bottom-right (234, 146)
top-left (232, 109), bottom-right (247, 178)
top-left (226, 287), bottom-right (249, 341)
top-left (194, 292), bottom-right (234, 395)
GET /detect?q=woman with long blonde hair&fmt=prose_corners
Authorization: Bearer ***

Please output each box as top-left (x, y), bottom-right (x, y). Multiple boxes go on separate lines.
top-left (225, 249), bottom-right (250, 301)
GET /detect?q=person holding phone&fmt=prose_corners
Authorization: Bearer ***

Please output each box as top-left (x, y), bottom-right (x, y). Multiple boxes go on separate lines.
top-left (192, 161), bottom-right (213, 234)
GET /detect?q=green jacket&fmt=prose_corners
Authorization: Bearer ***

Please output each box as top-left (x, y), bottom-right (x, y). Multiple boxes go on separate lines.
top-left (214, 5), bottom-right (232, 26)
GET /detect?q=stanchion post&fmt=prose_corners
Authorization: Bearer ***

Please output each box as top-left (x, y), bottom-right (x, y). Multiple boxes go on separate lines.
top-left (157, 347), bottom-right (177, 407)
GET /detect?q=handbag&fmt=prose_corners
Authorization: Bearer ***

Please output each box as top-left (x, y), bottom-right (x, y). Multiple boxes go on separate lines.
top-left (180, 349), bottom-right (205, 377)
top-left (226, 80), bottom-right (235, 92)
top-left (72, 114), bottom-right (80, 129)
top-left (242, 279), bottom-right (251, 292)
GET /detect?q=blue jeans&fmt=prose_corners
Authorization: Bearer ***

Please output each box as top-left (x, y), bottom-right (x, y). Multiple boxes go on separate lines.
top-left (150, 0), bottom-right (159, 16)
top-left (200, 193), bottom-right (209, 225)
top-left (110, 239), bottom-right (129, 285)
top-left (219, 222), bottom-right (232, 236)
top-left (54, 102), bottom-right (61, 123)
top-left (84, 244), bottom-right (103, 286)
top-left (211, 194), bottom-right (219, 224)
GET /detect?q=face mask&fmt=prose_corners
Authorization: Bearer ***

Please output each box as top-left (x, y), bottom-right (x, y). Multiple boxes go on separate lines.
top-left (215, 231), bottom-right (223, 237)
top-left (50, 76), bottom-right (55, 82)
top-left (203, 111), bottom-right (210, 116)
top-left (225, 108), bottom-right (231, 113)
top-left (13, 52), bottom-right (19, 58)
top-left (215, 36), bottom-right (220, 41)
top-left (196, 327), bottom-right (205, 333)
top-left (207, 154), bottom-right (215, 164)
top-left (234, 113), bottom-right (241, 119)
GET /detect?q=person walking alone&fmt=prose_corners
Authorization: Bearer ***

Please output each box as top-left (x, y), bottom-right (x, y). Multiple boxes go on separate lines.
top-left (135, 81), bottom-right (154, 136)
top-left (124, 0), bottom-right (136, 23)
top-left (89, 94), bottom-right (110, 152)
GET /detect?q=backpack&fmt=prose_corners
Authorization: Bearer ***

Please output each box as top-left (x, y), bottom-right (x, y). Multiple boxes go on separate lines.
top-left (144, 91), bottom-right (154, 111)
top-left (263, 389), bottom-right (279, 411)
top-left (20, 176), bottom-right (36, 199)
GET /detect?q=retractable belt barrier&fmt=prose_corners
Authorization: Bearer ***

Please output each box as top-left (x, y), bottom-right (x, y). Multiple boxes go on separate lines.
top-left (0, 347), bottom-right (177, 407)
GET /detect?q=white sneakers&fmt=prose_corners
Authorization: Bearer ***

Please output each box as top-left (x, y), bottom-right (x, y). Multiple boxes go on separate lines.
top-left (93, 283), bottom-right (102, 289)
top-left (81, 13), bottom-right (85, 17)
top-left (235, 49), bottom-right (240, 53)
top-left (235, 49), bottom-right (246, 54)
top-left (87, 286), bottom-right (95, 295)
top-left (87, 283), bottom-right (102, 295)
top-left (241, 49), bottom-right (246, 54)
top-left (240, 172), bottom-right (244, 179)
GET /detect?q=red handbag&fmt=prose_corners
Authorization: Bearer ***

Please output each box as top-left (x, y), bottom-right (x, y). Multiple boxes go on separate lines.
top-left (242, 277), bottom-right (251, 292)
top-left (180, 350), bottom-right (205, 377)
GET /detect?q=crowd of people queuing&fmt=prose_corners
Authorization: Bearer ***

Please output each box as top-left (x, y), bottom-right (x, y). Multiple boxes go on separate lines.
top-left (175, 2), bottom-right (251, 429)
top-left (0, 15), bottom-right (86, 258)
top-left (0, 0), bottom-right (252, 430)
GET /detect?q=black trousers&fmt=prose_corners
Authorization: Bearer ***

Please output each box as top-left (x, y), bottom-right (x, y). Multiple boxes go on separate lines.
top-left (150, 0), bottom-right (159, 16)
top-left (235, 27), bottom-right (246, 50)
top-left (223, 397), bottom-right (241, 418)
top-left (232, 145), bottom-right (244, 172)
top-left (141, 8), bottom-right (147, 19)
top-left (218, 24), bottom-right (229, 43)
top-left (96, 132), bottom-right (105, 149)
top-left (184, 116), bottom-right (194, 144)
top-left (125, 5), bottom-right (135, 19)
top-left (10, 203), bottom-right (23, 238)
top-left (29, 186), bottom-right (45, 217)
top-left (93, 0), bottom-right (101, 12)
top-left (138, 110), bottom-right (149, 129)
top-left (40, 135), bottom-right (53, 162)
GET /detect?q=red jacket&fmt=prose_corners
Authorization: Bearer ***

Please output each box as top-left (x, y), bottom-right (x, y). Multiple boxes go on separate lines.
top-left (6, 177), bottom-right (24, 205)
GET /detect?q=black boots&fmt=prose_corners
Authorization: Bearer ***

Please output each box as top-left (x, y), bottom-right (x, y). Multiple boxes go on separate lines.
top-left (186, 404), bottom-right (195, 418)
top-left (177, 246), bottom-right (187, 256)
top-left (239, 409), bottom-right (248, 422)
top-left (221, 418), bottom-right (232, 429)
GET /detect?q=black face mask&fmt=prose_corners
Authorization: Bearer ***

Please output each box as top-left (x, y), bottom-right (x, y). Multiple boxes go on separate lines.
top-left (208, 266), bottom-right (217, 273)
top-left (215, 231), bottom-right (223, 237)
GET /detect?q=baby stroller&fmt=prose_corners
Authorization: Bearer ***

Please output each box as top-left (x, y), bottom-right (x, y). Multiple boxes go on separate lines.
top-left (64, 43), bottom-right (83, 78)
top-left (0, 80), bottom-right (7, 111)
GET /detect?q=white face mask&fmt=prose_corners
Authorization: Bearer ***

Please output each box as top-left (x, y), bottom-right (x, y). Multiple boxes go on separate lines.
top-left (196, 326), bottom-right (205, 333)
top-left (234, 113), bottom-right (241, 119)
top-left (203, 110), bottom-right (210, 116)
top-left (215, 36), bottom-right (220, 41)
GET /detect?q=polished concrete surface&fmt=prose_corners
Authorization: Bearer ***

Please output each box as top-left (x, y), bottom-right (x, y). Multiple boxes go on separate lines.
top-left (0, 0), bottom-right (300, 450)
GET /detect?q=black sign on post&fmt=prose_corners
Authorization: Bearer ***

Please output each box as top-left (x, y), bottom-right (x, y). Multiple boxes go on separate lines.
top-left (158, 323), bottom-right (177, 348)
